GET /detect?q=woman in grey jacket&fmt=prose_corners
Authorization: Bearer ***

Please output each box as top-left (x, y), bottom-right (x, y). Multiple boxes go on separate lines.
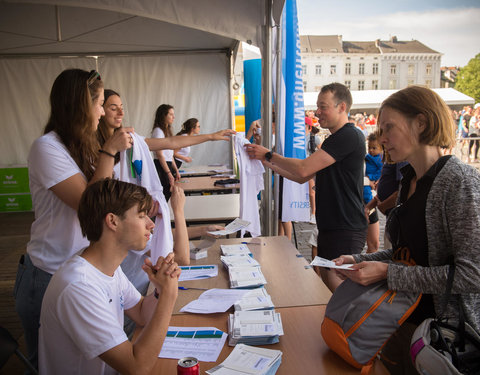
top-left (334, 86), bottom-right (480, 374)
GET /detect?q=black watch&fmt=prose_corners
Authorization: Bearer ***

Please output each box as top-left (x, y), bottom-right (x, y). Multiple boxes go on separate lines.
top-left (265, 150), bottom-right (273, 162)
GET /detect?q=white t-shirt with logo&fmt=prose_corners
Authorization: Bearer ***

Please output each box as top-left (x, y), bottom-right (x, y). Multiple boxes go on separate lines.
top-left (152, 127), bottom-right (173, 162)
top-left (27, 131), bottom-right (89, 274)
top-left (39, 255), bottom-right (141, 375)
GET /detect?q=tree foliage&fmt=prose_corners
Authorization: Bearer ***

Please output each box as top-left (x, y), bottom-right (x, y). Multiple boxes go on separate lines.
top-left (455, 53), bottom-right (480, 103)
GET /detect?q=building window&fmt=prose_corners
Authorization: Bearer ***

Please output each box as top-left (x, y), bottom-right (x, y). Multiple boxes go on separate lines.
top-left (372, 63), bottom-right (378, 75)
top-left (372, 80), bottom-right (378, 90)
top-left (389, 79), bottom-right (397, 89)
top-left (345, 80), bottom-right (351, 89)
top-left (425, 79), bottom-right (432, 88)
top-left (315, 65), bottom-right (322, 75)
top-left (426, 64), bottom-right (432, 75)
top-left (358, 80), bottom-right (365, 90)
top-left (359, 63), bottom-right (365, 75)
top-left (302, 65), bottom-right (307, 75)
top-left (330, 65), bottom-right (336, 75)
top-left (390, 64), bottom-right (397, 75)
top-left (345, 63), bottom-right (351, 75)
top-left (408, 64), bottom-right (415, 76)
top-left (408, 79), bottom-right (415, 86)
top-left (303, 81), bottom-right (307, 91)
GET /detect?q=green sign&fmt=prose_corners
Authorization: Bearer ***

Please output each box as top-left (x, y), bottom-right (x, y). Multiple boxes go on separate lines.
top-left (0, 167), bottom-right (30, 194)
top-left (0, 193), bottom-right (33, 212)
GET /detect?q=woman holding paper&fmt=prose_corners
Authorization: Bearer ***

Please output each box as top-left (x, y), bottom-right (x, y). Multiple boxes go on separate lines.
top-left (334, 86), bottom-right (480, 374)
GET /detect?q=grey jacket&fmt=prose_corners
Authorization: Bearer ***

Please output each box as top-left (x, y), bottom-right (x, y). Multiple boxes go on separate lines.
top-left (354, 156), bottom-right (480, 333)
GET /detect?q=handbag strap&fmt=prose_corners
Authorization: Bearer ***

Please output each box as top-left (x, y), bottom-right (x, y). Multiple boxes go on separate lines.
top-left (438, 263), bottom-right (455, 318)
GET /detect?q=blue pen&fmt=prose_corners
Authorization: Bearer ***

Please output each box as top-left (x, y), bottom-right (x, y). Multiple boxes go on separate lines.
top-left (241, 242), bottom-right (264, 246)
top-left (178, 287), bottom-right (209, 291)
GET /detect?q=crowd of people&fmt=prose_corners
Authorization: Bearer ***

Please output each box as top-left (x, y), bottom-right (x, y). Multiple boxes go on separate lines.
top-left (12, 69), bottom-right (480, 375)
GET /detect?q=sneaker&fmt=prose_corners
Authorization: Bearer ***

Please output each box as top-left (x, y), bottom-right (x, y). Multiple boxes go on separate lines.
top-left (309, 214), bottom-right (316, 224)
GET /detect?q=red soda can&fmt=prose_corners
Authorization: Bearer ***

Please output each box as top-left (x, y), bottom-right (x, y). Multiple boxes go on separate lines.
top-left (177, 357), bottom-right (199, 375)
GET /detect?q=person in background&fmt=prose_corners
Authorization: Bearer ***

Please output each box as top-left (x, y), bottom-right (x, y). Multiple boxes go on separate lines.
top-left (39, 178), bottom-right (180, 375)
top-left (363, 132), bottom-right (383, 253)
top-left (335, 86), bottom-right (480, 374)
top-left (468, 106), bottom-right (480, 163)
top-left (14, 69), bottom-right (133, 371)
top-left (246, 83), bottom-right (367, 292)
top-left (152, 104), bottom-right (180, 201)
top-left (307, 126), bottom-right (322, 224)
top-left (173, 118), bottom-right (201, 169)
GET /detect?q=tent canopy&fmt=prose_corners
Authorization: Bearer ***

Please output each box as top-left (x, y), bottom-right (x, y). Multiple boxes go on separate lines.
top-left (0, 0), bottom-right (284, 167)
top-left (304, 88), bottom-right (475, 113)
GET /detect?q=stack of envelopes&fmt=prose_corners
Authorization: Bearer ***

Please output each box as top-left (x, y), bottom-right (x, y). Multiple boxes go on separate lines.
top-left (227, 310), bottom-right (284, 346)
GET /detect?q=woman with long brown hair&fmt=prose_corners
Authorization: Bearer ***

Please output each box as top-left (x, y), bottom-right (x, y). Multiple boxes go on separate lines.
top-left (14, 69), bottom-right (133, 371)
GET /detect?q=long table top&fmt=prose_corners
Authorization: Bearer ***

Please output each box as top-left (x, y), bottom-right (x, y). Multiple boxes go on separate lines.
top-left (179, 165), bottom-right (232, 177)
top-left (172, 236), bottom-right (332, 314)
top-left (152, 305), bottom-right (361, 374)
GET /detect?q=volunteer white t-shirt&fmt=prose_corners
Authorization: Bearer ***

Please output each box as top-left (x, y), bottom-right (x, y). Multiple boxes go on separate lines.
top-left (174, 134), bottom-right (191, 162)
top-left (39, 255), bottom-right (141, 375)
top-left (27, 131), bottom-right (89, 274)
top-left (152, 127), bottom-right (173, 162)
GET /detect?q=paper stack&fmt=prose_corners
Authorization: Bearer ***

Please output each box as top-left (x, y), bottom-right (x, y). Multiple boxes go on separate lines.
top-left (227, 310), bottom-right (284, 346)
top-left (234, 287), bottom-right (274, 311)
top-left (206, 344), bottom-right (282, 375)
top-left (228, 266), bottom-right (267, 288)
top-left (221, 254), bottom-right (260, 268)
top-left (220, 244), bottom-right (252, 257)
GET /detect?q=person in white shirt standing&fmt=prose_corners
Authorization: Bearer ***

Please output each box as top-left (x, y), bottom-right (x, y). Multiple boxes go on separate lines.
top-left (173, 117), bottom-right (201, 169)
top-left (39, 178), bottom-right (180, 375)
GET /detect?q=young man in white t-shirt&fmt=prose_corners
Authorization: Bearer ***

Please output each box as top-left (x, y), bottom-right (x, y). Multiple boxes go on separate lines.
top-left (39, 178), bottom-right (180, 375)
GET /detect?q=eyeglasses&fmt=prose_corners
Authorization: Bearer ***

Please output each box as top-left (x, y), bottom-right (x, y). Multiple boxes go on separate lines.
top-left (87, 70), bottom-right (101, 86)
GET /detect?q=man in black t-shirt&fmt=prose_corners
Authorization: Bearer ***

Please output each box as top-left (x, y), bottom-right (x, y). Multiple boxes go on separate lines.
top-left (245, 83), bottom-right (367, 292)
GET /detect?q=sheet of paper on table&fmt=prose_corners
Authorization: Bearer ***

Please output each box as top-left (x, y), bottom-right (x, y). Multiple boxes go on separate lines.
top-left (180, 288), bottom-right (250, 314)
top-left (220, 244), bottom-right (252, 256)
top-left (221, 255), bottom-right (260, 268)
top-left (310, 256), bottom-right (355, 270)
top-left (234, 287), bottom-right (274, 311)
top-left (158, 326), bottom-right (227, 362)
top-left (206, 344), bottom-right (282, 375)
top-left (207, 218), bottom-right (250, 236)
top-left (179, 265), bottom-right (218, 281)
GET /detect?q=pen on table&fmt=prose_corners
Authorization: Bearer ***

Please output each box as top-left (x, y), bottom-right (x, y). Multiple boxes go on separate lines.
top-left (178, 287), bottom-right (209, 291)
top-left (241, 241), bottom-right (265, 246)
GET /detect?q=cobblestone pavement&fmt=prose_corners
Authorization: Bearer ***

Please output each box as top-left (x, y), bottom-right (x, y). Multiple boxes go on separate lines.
top-left (291, 211), bottom-right (386, 262)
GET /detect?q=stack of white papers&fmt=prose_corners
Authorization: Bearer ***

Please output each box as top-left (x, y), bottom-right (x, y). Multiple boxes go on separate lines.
top-left (180, 288), bottom-right (250, 314)
top-left (179, 265), bottom-right (218, 281)
top-left (234, 288), bottom-right (274, 311)
top-left (227, 310), bottom-right (284, 346)
top-left (221, 255), bottom-right (260, 268)
top-left (228, 266), bottom-right (267, 289)
top-left (158, 326), bottom-right (227, 362)
top-left (220, 244), bottom-right (252, 257)
top-left (206, 344), bottom-right (282, 375)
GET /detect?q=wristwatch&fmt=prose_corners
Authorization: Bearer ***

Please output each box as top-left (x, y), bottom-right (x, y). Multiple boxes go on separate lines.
top-left (265, 150), bottom-right (273, 162)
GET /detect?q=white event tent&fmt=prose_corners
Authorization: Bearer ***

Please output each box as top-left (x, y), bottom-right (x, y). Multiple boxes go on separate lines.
top-left (0, 0), bottom-right (284, 167)
top-left (304, 88), bottom-right (475, 114)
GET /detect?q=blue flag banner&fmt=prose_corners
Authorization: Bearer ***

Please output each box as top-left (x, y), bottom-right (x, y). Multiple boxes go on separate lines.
top-left (243, 44), bottom-right (262, 136)
top-left (279, 0), bottom-right (309, 222)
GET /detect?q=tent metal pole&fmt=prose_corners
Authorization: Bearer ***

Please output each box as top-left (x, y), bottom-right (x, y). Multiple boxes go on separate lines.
top-left (262, 0), bottom-right (273, 236)
top-left (273, 12), bottom-right (282, 237)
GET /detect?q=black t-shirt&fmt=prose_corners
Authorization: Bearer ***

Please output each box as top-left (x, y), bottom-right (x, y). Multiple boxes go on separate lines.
top-left (315, 123), bottom-right (367, 231)
top-left (387, 155), bottom-right (451, 324)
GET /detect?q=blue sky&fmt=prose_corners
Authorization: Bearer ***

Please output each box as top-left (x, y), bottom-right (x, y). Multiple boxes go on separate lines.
top-left (297, 0), bottom-right (480, 67)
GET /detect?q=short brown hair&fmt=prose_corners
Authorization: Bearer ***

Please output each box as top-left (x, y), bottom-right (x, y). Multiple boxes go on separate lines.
top-left (378, 86), bottom-right (455, 148)
top-left (321, 82), bottom-right (353, 112)
top-left (78, 179), bottom-right (153, 242)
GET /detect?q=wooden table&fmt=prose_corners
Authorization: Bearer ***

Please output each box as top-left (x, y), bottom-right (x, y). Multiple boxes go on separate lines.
top-left (152, 305), bottom-right (361, 374)
top-left (176, 176), bottom-right (239, 195)
top-left (172, 236), bottom-right (331, 314)
top-left (179, 165), bottom-right (232, 177)
top-left (169, 194), bottom-right (240, 225)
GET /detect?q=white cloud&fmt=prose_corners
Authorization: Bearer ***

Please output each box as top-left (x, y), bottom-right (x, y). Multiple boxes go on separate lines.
top-left (299, 8), bottom-right (480, 67)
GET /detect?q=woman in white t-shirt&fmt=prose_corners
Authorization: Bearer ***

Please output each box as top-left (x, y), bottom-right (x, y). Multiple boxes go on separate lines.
top-left (14, 69), bottom-right (134, 370)
top-left (152, 104), bottom-right (179, 201)
top-left (173, 118), bottom-right (201, 169)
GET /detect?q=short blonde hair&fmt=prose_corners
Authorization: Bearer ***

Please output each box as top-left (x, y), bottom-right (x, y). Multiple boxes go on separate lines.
top-left (378, 86), bottom-right (455, 149)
